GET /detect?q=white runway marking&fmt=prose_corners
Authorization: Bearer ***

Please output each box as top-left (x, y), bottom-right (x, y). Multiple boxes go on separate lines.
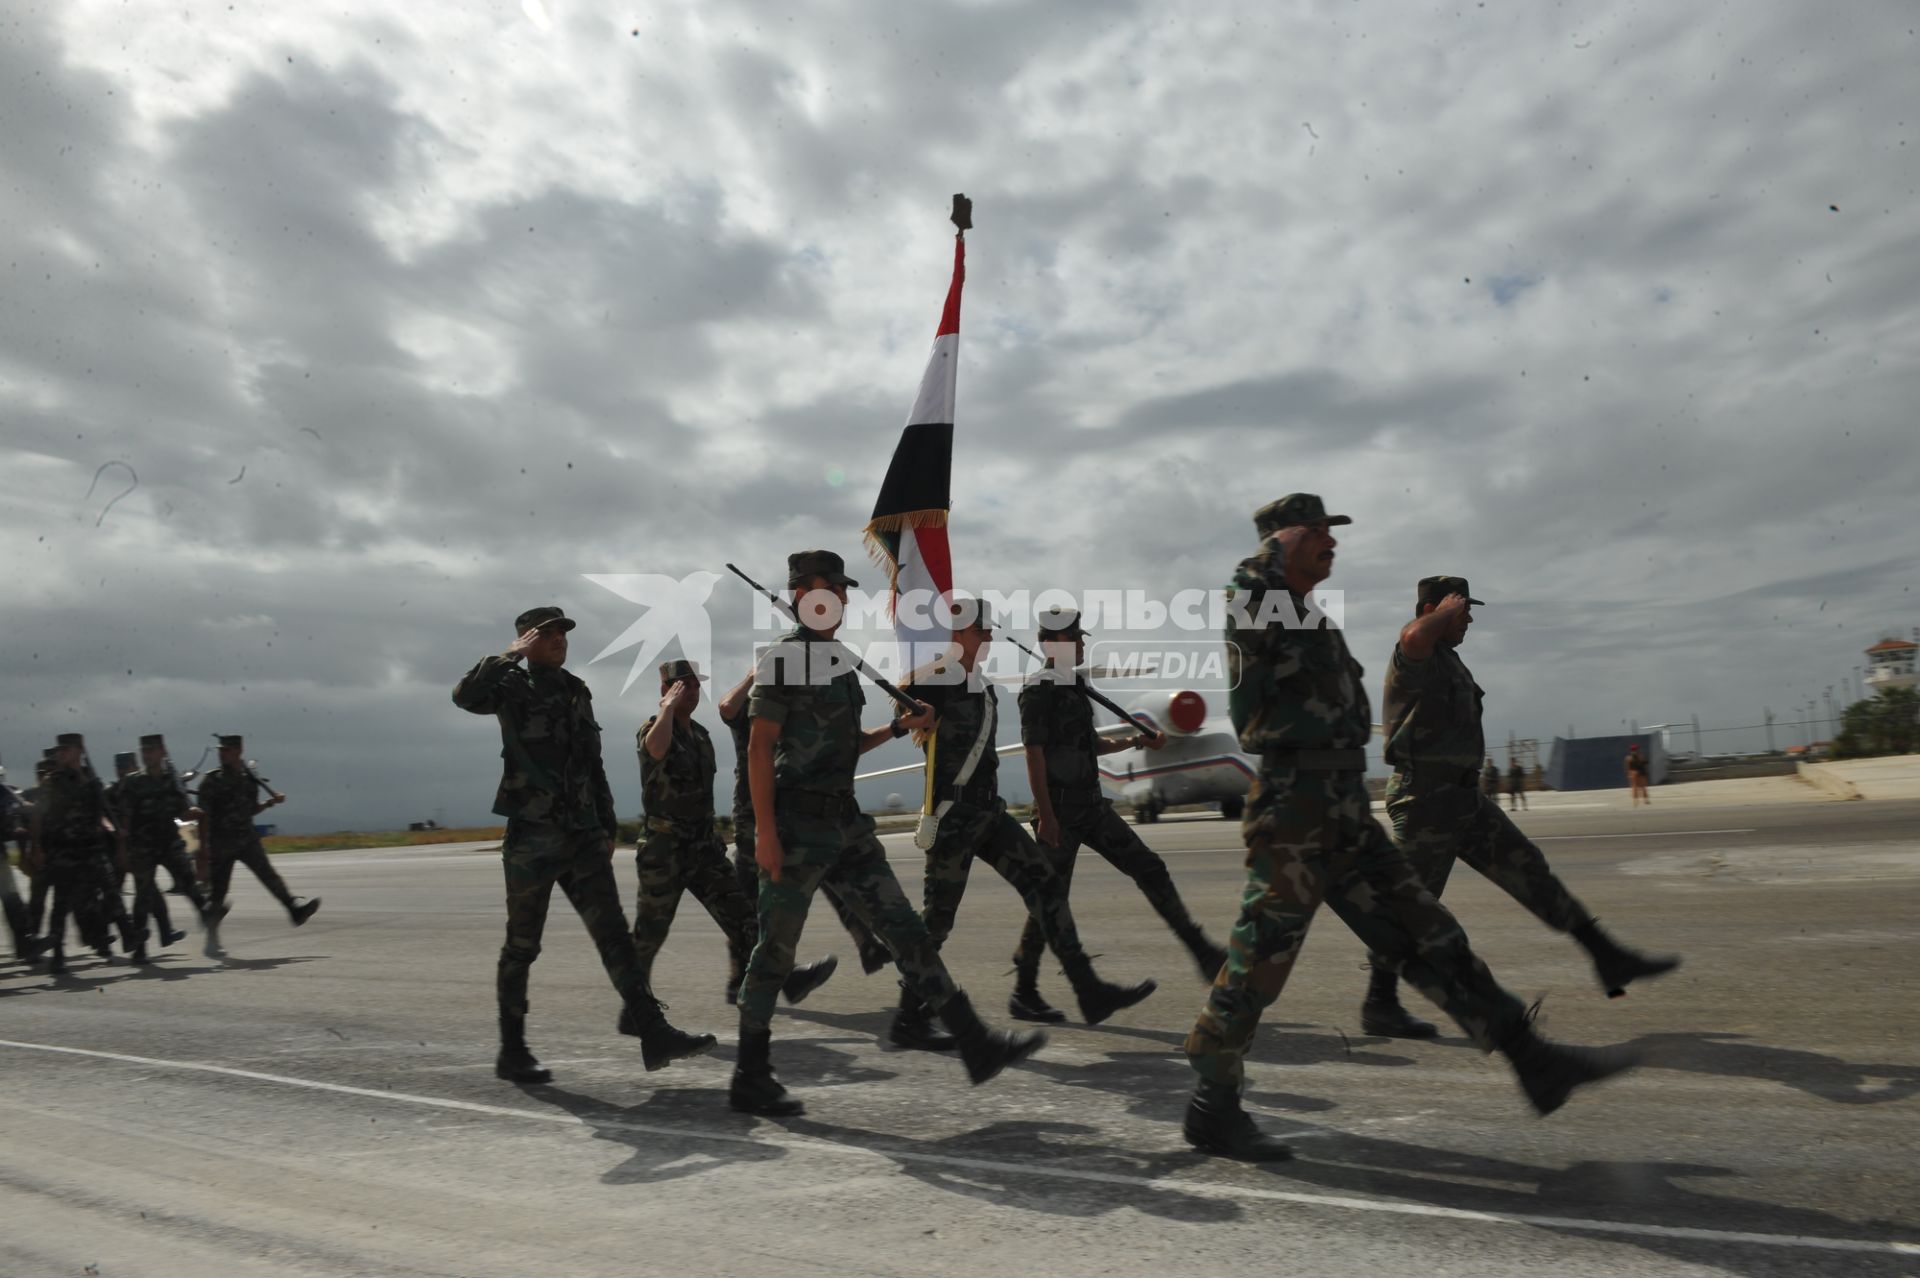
top-left (3, 1037), bottom-right (1914, 1259)
top-left (1535, 828), bottom-right (1757, 841)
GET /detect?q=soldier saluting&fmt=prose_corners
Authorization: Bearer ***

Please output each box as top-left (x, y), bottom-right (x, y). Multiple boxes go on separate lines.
top-left (1014, 607), bottom-right (1228, 1020)
top-left (1359, 576), bottom-right (1677, 1037)
top-left (197, 735), bottom-right (319, 952)
top-left (454, 605), bottom-right (714, 1085)
top-left (633, 658), bottom-right (837, 1006)
top-left (1182, 495), bottom-right (1641, 1161)
top-left (731, 551), bottom-right (1044, 1116)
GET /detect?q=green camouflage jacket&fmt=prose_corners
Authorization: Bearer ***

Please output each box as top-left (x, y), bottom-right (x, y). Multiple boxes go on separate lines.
top-left (748, 628), bottom-right (864, 799)
top-left (1381, 641), bottom-right (1485, 789)
top-left (1224, 541), bottom-right (1371, 753)
top-left (117, 769), bottom-right (195, 845)
top-left (36, 767), bottom-right (110, 847)
top-left (197, 765), bottom-right (267, 840)
top-left (918, 672), bottom-right (1001, 803)
top-left (1018, 674), bottom-right (1101, 799)
top-left (723, 708), bottom-right (754, 831)
top-left (452, 654), bottom-right (616, 835)
top-left (638, 714), bottom-right (717, 829)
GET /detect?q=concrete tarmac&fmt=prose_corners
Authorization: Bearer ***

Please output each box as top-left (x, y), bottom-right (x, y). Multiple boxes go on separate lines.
top-left (4, 795), bottom-right (1918, 1277)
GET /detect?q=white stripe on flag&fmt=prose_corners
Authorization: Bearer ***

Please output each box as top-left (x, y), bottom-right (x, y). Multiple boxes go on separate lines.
top-left (905, 332), bottom-right (958, 427)
top-left (894, 529), bottom-right (948, 661)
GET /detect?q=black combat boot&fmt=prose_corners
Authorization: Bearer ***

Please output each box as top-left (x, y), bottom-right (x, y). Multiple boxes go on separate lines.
top-left (4, 896), bottom-right (42, 960)
top-left (1498, 1015), bottom-right (1641, 1116)
top-left (1572, 919), bottom-right (1680, 998)
top-left (1359, 967), bottom-right (1439, 1039)
top-left (47, 937), bottom-right (67, 976)
top-left (888, 984), bottom-right (958, 1052)
top-left (494, 1016), bottom-right (553, 1085)
top-left (1183, 1081), bottom-right (1294, 1162)
top-left (857, 937), bottom-right (893, 975)
top-left (290, 898), bottom-right (322, 926)
top-left (781, 954), bottom-right (839, 1005)
top-left (1062, 954), bottom-right (1157, 1026)
top-left (617, 994), bottom-right (718, 1071)
top-left (1177, 924), bottom-right (1229, 984)
top-left (730, 1026), bottom-right (805, 1116)
top-left (160, 926), bottom-right (188, 948)
top-left (939, 992), bottom-right (1045, 1085)
top-left (1007, 978), bottom-right (1067, 1023)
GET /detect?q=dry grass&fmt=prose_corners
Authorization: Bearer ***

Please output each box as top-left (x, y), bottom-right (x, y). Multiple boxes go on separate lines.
top-left (261, 826), bottom-right (505, 854)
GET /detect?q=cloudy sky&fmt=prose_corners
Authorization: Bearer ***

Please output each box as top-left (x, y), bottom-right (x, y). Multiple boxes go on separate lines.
top-left (4, 0), bottom-right (1916, 831)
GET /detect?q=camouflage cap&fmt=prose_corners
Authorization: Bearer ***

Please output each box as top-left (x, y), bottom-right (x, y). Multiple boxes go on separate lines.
top-left (217, 734), bottom-right (244, 751)
top-left (41, 747), bottom-right (58, 759)
top-left (1416, 575), bottom-right (1486, 609)
top-left (945, 591), bottom-right (998, 633)
top-left (55, 733), bottom-right (84, 749)
top-left (787, 549), bottom-right (858, 589)
top-left (1253, 493), bottom-right (1353, 536)
top-left (113, 751), bottom-right (138, 773)
top-left (139, 733), bottom-right (165, 748)
top-left (658, 658), bottom-right (708, 683)
top-left (1038, 606), bottom-right (1087, 639)
top-left (513, 605), bottom-right (576, 635)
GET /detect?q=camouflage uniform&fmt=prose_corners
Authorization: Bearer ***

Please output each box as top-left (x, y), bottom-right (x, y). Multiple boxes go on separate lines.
top-left (1017, 672), bottom-right (1219, 979)
top-left (737, 628), bottom-right (957, 1034)
top-left (198, 766), bottom-right (302, 919)
top-left (915, 674), bottom-right (1091, 964)
top-left (1381, 642), bottom-right (1593, 940)
top-left (36, 761), bottom-right (131, 960)
top-left (632, 709), bottom-right (757, 987)
top-left (1186, 519), bottom-right (1532, 1093)
top-left (453, 651), bottom-right (652, 1018)
top-left (117, 767), bottom-right (213, 935)
top-left (726, 702), bottom-right (887, 971)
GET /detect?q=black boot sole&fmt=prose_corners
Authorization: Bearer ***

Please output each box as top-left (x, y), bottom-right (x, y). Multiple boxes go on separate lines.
top-left (1360, 1005), bottom-right (1440, 1039)
top-left (1596, 956), bottom-right (1681, 998)
top-left (729, 1091), bottom-right (805, 1117)
top-left (643, 1033), bottom-right (718, 1072)
top-left (495, 1063), bottom-right (554, 1084)
top-left (781, 955), bottom-right (840, 1005)
top-left (1077, 979), bottom-right (1159, 1026)
top-left (1182, 1126), bottom-right (1295, 1162)
top-left (962, 1031), bottom-right (1046, 1085)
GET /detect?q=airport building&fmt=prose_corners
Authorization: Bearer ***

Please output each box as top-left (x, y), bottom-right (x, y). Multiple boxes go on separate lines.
top-left (1864, 634), bottom-right (1918, 694)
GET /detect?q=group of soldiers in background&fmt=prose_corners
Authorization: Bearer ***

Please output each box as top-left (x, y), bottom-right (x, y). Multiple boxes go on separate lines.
top-left (0, 733), bottom-right (320, 974)
top-left (1482, 756), bottom-right (1530, 810)
top-left (454, 501), bottom-right (1682, 1159)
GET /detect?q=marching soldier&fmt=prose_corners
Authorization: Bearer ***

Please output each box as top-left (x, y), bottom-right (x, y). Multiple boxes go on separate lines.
top-left (454, 605), bottom-right (714, 1085)
top-left (1506, 758), bottom-right (1528, 811)
top-left (634, 658), bottom-right (837, 1006)
top-left (197, 735), bottom-right (320, 953)
top-left (0, 762), bottom-right (40, 959)
top-left (1359, 576), bottom-right (1679, 1038)
top-left (1183, 496), bottom-right (1640, 1161)
top-left (30, 733), bottom-right (133, 973)
top-left (117, 734), bottom-right (218, 958)
top-left (20, 754), bottom-right (57, 940)
top-left (894, 594), bottom-right (1155, 1049)
top-left (731, 550), bottom-right (1044, 1116)
top-left (1015, 607), bottom-right (1228, 1019)
top-left (720, 666), bottom-right (893, 978)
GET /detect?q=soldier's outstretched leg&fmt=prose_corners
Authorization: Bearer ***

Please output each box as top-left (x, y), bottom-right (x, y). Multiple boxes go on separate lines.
top-left (232, 835), bottom-right (319, 926)
top-left (496, 837), bottom-right (559, 1084)
top-left (686, 838), bottom-right (835, 1008)
top-left (1009, 827), bottom-right (1078, 1022)
top-left (1025, 799), bottom-right (1227, 985)
top-left (964, 810), bottom-right (1155, 1027)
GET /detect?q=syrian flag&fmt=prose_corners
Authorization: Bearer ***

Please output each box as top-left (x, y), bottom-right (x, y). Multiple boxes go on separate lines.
top-left (865, 201), bottom-right (967, 669)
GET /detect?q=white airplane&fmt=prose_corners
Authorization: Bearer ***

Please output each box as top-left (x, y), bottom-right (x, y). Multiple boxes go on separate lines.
top-left (856, 682), bottom-right (1259, 822)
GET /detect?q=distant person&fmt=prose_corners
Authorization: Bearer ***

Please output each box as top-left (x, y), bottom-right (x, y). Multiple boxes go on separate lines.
top-left (1482, 757), bottom-right (1500, 797)
top-left (1362, 574), bottom-right (1679, 1042)
top-left (454, 606), bottom-right (714, 1086)
top-left (30, 734), bottom-right (134, 973)
top-left (1625, 743), bottom-right (1651, 806)
top-left (119, 734), bottom-right (219, 957)
top-left (197, 735), bottom-right (319, 957)
top-left (1506, 759), bottom-right (1528, 811)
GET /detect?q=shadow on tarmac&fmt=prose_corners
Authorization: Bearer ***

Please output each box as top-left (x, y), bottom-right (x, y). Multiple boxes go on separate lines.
top-left (1631, 1031), bottom-right (1920, 1105)
top-left (529, 1084), bottom-right (790, 1185)
top-left (0, 952), bottom-right (319, 996)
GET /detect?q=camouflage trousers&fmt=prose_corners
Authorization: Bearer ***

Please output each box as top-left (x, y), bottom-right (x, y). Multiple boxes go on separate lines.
top-left (633, 823), bottom-right (755, 987)
top-left (1376, 780), bottom-right (1593, 975)
top-left (499, 819), bottom-right (647, 1018)
top-left (208, 831), bottom-right (299, 919)
top-left (738, 807), bottom-right (956, 1034)
top-left (128, 836), bottom-right (212, 938)
top-left (1185, 768), bottom-right (1528, 1090)
top-left (923, 800), bottom-right (1087, 966)
top-left (1016, 790), bottom-right (1199, 977)
top-left (44, 839), bottom-right (131, 954)
top-left (734, 819), bottom-right (888, 970)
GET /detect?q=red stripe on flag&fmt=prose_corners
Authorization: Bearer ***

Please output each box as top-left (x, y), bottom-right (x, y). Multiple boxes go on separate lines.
top-left (934, 237), bottom-right (965, 338)
top-left (908, 524), bottom-right (954, 604)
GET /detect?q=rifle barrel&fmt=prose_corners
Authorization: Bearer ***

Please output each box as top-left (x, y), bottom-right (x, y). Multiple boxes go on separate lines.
top-left (724, 563), bottom-right (926, 715)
